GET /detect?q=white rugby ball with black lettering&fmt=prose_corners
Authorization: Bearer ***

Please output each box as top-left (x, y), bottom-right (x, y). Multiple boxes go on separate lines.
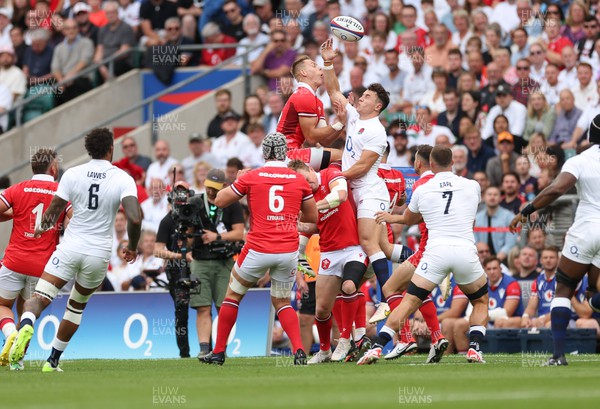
top-left (330, 16), bottom-right (364, 42)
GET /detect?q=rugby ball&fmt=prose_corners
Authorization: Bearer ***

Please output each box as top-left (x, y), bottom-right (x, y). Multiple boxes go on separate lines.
top-left (330, 16), bottom-right (364, 42)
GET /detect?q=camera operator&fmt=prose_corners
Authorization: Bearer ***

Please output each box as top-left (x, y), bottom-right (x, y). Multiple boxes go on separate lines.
top-left (190, 168), bottom-right (245, 359)
top-left (154, 181), bottom-right (195, 358)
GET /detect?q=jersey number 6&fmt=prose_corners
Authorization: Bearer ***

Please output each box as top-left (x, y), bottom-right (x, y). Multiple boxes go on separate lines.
top-left (442, 191), bottom-right (453, 215)
top-left (88, 184), bottom-right (99, 210)
top-left (269, 185), bottom-right (284, 213)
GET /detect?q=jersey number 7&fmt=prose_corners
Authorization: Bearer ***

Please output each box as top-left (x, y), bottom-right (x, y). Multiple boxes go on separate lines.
top-left (442, 191), bottom-right (453, 215)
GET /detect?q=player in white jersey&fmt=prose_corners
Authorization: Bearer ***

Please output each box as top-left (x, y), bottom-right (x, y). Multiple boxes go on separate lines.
top-left (357, 147), bottom-right (490, 365)
top-left (510, 113), bottom-right (600, 366)
top-left (320, 38), bottom-right (395, 319)
top-left (8, 128), bottom-right (142, 371)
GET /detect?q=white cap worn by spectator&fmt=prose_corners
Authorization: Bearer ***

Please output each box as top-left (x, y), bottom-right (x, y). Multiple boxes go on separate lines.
top-left (0, 7), bottom-right (13, 20)
top-left (72, 2), bottom-right (92, 15)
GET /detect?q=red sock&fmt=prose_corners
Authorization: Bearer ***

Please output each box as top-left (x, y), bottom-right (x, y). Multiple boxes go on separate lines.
top-left (277, 305), bottom-right (304, 353)
top-left (213, 298), bottom-right (239, 354)
top-left (400, 318), bottom-right (415, 343)
top-left (355, 292), bottom-right (366, 331)
top-left (340, 292), bottom-right (359, 339)
top-left (0, 317), bottom-right (14, 330)
top-left (332, 294), bottom-right (343, 330)
top-left (315, 313), bottom-right (332, 351)
top-left (387, 293), bottom-right (404, 312)
top-left (420, 297), bottom-right (442, 343)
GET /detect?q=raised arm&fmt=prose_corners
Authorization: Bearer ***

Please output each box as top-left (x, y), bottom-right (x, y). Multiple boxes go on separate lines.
top-left (320, 38), bottom-right (348, 109)
top-left (215, 186), bottom-right (241, 208)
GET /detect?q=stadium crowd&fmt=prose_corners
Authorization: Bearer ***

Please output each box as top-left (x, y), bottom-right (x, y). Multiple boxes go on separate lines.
top-left (2, 0), bottom-right (600, 357)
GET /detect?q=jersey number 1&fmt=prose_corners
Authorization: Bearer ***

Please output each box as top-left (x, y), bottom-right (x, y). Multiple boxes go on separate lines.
top-left (88, 184), bottom-right (99, 210)
top-left (442, 191), bottom-right (453, 214)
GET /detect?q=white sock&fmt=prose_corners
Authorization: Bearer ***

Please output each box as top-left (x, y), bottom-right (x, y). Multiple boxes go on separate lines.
top-left (354, 327), bottom-right (366, 340)
top-left (20, 311), bottom-right (36, 326)
top-left (52, 338), bottom-right (69, 351)
top-left (391, 245), bottom-right (404, 263)
top-left (2, 322), bottom-right (16, 338)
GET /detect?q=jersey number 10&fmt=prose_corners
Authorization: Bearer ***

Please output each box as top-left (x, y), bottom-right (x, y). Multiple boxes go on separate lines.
top-left (88, 184), bottom-right (99, 210)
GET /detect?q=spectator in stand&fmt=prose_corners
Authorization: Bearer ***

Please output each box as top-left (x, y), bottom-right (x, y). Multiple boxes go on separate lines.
top-left (10, 26), bottom-right (28, 68)
top-left (364, 31), bottom-right (388, 79)
top-left (482, 23), bottom-right (504, 63)
top-left (168, 163), bottom-right (187, 187)
top-left (418, 68), bottom-right (447, 118)
top-left (396, 5), bottom-right (428, 49)
top-left (139, 0), bottom-right (178, 46)
top-left (302, 0), bottom-right (328, 41)
top-left (286, 18), bottom-right (304, 51)
top-left (106, 239), bottom-right (130, 291)
top-left (252, 0), bottom-right (273, 33)
top-left (263, 91), bottom-right (283, 134)
top-left (523, 91), bottom-right (556, 142)
top-left (207, 89), bottom-right (239, 138)
top-left (515, 156), bottom-right (537, 201)
top-left (572, 62), bottom-right (598, 112)
top-left (239, 122), bottom-right (266, 168)
top-left (11, 0), bottom-right (29, 30)
top-left (499, 172), bottom-right (525, 215)
top-left (387, 123), bottom-right (410, 167)
top-left (467, 49), bottom-right (486, 87)
top-left (510, 28), bottom-right (529, 66)
top-left (0, 80), bottom-right (11, 132)
top-left (141, 178), bottom-right (169, 233)
top-left (528, 43), bottom-right (547, 84)
top-left (403, 47), bottom-right (434, 105)
top-left (145, 139), bottom-right (178, 188)
top-left (250, 29), bottom-right (296, 91)
top-left (456, 71), bottom-right (478, 95)
top-left (460, 90), bottom-right (486, 133)
top-left (236, 13), bottom-right (269, 63)
top-left (22, 28), bottom-right (54, 84)
top-left (558, 47), bottom-right (579, 93)
top-left (73, 3), bottom-right (99, 46)
top-left (122, 230), bottom-right (166, 291)
top-left (482, 84), bottom-right (527, 141)
top-left (451, 144), bottom-right (470, 178)
top-left (200, 22), bottom-right (236, 66)
top-left (464, 125), bottom-right (495, 175)
top-left (549, 89), bottom-right (583, 148)
top-left (369, 10), bottom-right (398, 50)
top-left (539, 62), bottom-right (561, 107)
top-left (224, 157), bottom-right (243, 185)
top-left (480, 61), bottom-right (507, 112)
top-left (438, 88), bottom-right (464, 138)
top-left (0, 7), bottom-right (13, 49)
top-left (447, 48), bottom-right (465, 90)
top-left (526, 228), bottom-right (547, 256)
top-left (118, 0), bottom-right (141, 34)
top-left (565, 81), bottom-right (600, 149)
top-left (219, 0), bottom-right (245, 41)
top-left (51, 19), bottom-right (94, 105)
top-left (512, 58), bottom-right (539, 106)
top-left (0, 45), bottom-right (26, 101)
top-left (118, 136), bottom-right (152, 172)
top-left (486, 132), bottom-right (520, 187)
top-left (483, 256), bottom-right (524, 329)
top-left (211, 111), bottom-right (253, 169)
top-left (190, 161), bottom-right (211, 194)
top-left (542, 17), bottom-right (573, 68)
top-left (411, 105), bottom-right (456, 147)
top-left (176, 0), bottom-right (201, 41)
top-left (524, 132), bottom-right (547, 178)
top-left (450, 10), bottom-right (472, 55)
top-left (379, 48), bottom-right (407, 112)
top-left (424, 23), bottom-right (455, 70)
top-left (574, 276), bottom-right (600, 338)
top-left (94, 1), bottom-right (135, 81)
top-left (494, 48), bottom-right (518, 86)
top-left (88, 0), bottom-right (108, 27)
top-left (111, 210), bottom-right (129, 268)
top-left (561, 0), bottom-right (588, 44)
top-left (576, 15), bottom-right (599, 60)
top-left (514, 246), bottom-right (540, 281)
top-left (182, 133), bottom-right (218, 184)
top-left (239, 94), bottom-right (264, 135)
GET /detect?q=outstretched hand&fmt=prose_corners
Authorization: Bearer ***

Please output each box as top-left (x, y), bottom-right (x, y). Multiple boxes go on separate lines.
top-left (509, 213), bottom-right (526, 234)
top-left (320, 38), bottom-right (338, 61)
top-left (333, 99), bottom-right (347, 125)
top-left (122, 247), bottom-right (138, 263)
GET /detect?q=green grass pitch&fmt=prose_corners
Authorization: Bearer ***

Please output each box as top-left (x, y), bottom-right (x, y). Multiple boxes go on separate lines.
top-left (2, 354), bottom-right (600, 409)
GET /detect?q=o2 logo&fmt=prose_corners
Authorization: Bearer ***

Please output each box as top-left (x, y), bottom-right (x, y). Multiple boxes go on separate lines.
top-left (345, 136), bottom-right (356, 159)
top-left (123, 313), bottom-right (153, 356)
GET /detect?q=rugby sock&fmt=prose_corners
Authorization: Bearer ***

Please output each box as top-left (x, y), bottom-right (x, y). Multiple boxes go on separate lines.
top-left (19, 311), bottom-right (36, 329)
top-left (371, 252), bottom-right (389, 301)
top-left (400, 318), bottom-right (416, 343)
top-left (332, 295), bottom-right (343, 330)
top-left (47, 338), bottom-right (68, 368)
top-left (387, 293), bottom-right (404, 312)
top-left (354, 292), bottom-right (366, 339)
top-left (550, 297), bottom-right (572, 359)
top-left (371, 325), bottom-right (396, 349)
top-left (469, 325), bottom-right (486, 352)
top-left (199, 342), bottom-right (211, 355)
top-left (213, 298), bottom-right (239, 354)
top-left (277, 305), bottom-right (303, 353)
top-left (391, 245), bottom-right (414, 264)
top-left (589, 293), bottom-right (600, 312)
top-left (419, 297), bottom-right (442, 344)
top-left (0, 317), bottom-right (16, 338)
top-left (315, 313), bottom-right (333, 351)
top-left (340, 292), bottom-right (359, 339)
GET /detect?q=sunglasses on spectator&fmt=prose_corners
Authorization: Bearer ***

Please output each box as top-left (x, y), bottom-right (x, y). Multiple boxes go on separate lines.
top-left (517, 65), bottom-right (530, 70)
top-left (166, 27), bottom-right (180, 31)
top-left (272, 38), bottom-right (285, 43)
top-left (530, 51), bottom-right (543, 55)
top-left (123, 143), bottom-right (136, 148)
top-left (546, 10), bottom-right (560, 15)
top-left (415, 105), bottom-right (429, 110)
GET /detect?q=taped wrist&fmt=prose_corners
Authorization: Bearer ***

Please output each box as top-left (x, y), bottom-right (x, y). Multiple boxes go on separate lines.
top-left (299, 234), bottom-right (310, 255)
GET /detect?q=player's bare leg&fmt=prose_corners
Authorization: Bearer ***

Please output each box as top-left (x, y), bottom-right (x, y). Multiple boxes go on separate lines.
top-left (494, 317), bottom-right (522, 328)
top-left (299, 313), bottom-right (314, 354)
top-left (308, 275), bottom-right (340, 364)
top-left (9, 272), bottom-right (68, 366)
top-left (196, 306), bottom-right (212, 357)
top-left (457, 274), bottom-right (489, 363)
top-left (452, 318), bottom-right (471, 353)
top-left (43, 281), bottom-right (100, 371)
top-left (0, 297), bottom-right (17, 365)
top-left (440, 317), bottom-right (458, 354)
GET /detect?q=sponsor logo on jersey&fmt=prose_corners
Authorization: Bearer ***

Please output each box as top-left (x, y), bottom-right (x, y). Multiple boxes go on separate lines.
top-left (544, 289), bottom-right (554, 302)
top-left (258, 172), bottom-right (297, 179)
top-left (23, 187), bottom-right (55, 195)
top-left (358, 128), bottom-right (364, 135)
top-left (321, 258), bottom-right (331, 270)
top-left (499, 288), bottom-right (505, 299)
top-left (489, 298), bottom-right (497, 309)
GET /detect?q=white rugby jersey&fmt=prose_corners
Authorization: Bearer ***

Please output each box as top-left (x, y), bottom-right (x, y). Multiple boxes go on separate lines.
top-left (342, 103), bottom-right (388, 199)
top-left (55, 159), bottom-right (138, 258)
top-left (408, 171), bottom-right (481, 246)
top-left (561, 144), bottom-right (600, 227)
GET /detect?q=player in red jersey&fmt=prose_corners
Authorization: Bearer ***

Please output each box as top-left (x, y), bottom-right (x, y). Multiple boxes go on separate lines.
top-left (369, 145), bottom-right (448, 364)
top-left (0, 149), bottom-right (71, 367)
top-left (200, 133), bottom-right (318, 366)
top-left (288, 160), bottom-right (369, 363)
top-left (277, 55), bottom-right (345, 170)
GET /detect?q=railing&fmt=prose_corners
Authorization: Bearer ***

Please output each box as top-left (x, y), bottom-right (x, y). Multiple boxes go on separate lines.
top-left (1, 42), bottom-right (265, 127)
top-left (0, 42), bottom-right (265, 180)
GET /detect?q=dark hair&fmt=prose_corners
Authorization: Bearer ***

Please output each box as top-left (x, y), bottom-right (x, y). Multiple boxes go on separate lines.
top-left (443, 87), bottom-right (459, 97)
top-left (511, 27), bottom-right (528, 38)
top-left (385, 48), bottom-right (399, 56)
top-left (430, 146), bottom-right (453, 167)
top-left (242, 94), bottom-right (264, 124)
top-left (483, 256), bottom-right (501, 268)
top-left (0, 175), bottom-right (10, 189)
top-left (526, 227), bottom-right (546, 239)
top-left (416, 144), bottom-right (433, 165)
top-left (542, 245), bottom-right (560, 255)
top-left (493, 114), bottom-right (509, 131)
top-left (384, 142), bottom-right (391, 156)
top-left (31, 148), bottom-right (57, 174)
top-left (215, 89), bottom-right (231, 99)
top-left (501, 171), bottom-right (519, 184)
top-left (448, 48), bottom-right (462, 58)
top-left (84, 128), bottom-right (113, 159)
top-left (246, 122), bottom-right (265, 133)
top-left (584, 15), bottom-right (598, 23)
top-left (226, 157), bottom-right (244, 170)
top-left (366, 83), bottom-right (390, 112)
top-left (545, 144), bottom-right (565, 172)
